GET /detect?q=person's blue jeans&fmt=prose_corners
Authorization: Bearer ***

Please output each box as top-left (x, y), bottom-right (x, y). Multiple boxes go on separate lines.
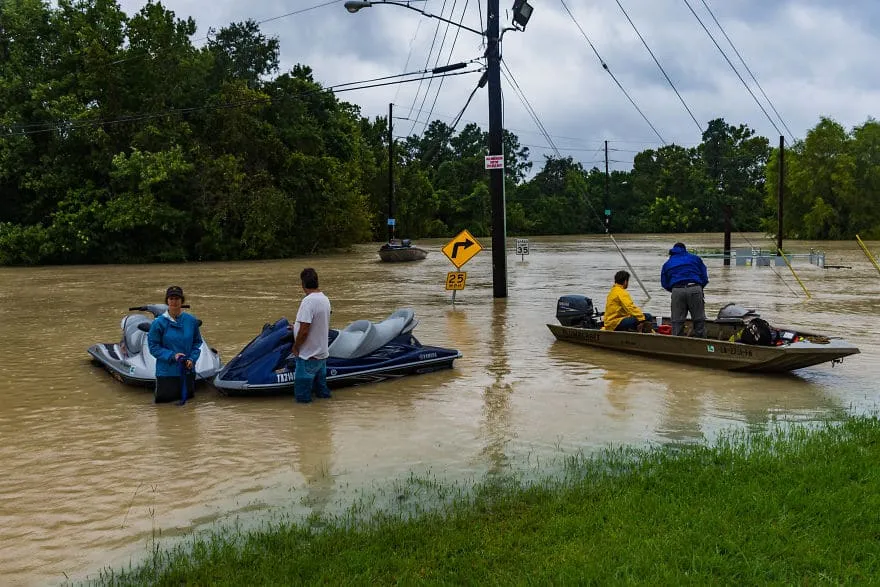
top-left (615, 313), bottom-right (654, 332)
top-left (294, 357), bottom-right (332, 403)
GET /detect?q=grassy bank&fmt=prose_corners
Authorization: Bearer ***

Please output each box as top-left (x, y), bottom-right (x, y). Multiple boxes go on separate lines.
top-left (99, 418), bottom-right (880, 585)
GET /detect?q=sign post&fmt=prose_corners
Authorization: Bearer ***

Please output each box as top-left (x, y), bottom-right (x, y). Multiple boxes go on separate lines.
top-left (442, 229), bottom-right (483, 303)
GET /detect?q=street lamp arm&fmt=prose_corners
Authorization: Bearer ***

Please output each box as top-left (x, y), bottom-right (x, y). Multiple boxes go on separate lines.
top-left (344, 1), bottom-right (485, 36)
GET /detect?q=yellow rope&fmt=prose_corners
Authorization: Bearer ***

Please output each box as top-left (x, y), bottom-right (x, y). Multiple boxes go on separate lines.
top-left (776, 248), bottom-right (811, 299)
top-left (855, 234), bottom-right (880, 276)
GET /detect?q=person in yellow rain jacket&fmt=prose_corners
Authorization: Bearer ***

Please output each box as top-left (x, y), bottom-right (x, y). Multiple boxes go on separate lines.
top-left (602, 270), bottom-right (654, 332)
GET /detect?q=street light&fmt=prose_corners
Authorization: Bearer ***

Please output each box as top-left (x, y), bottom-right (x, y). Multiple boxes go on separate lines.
top-left (344, 1), bottom-right (484, 36)
top-left (345, 0), bottom-right (532, 298)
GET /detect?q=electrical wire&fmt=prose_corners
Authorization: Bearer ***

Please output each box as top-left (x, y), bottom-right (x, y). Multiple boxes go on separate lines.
top-left (1, 68), bottom-right (481, 137)
top-left (393, 20), bottom-right (424, 104)
top-left (615, 0), bottom-right (702, 133)
top-left (699, 0), bottom-right (795, 142)
top-left (559, 0), bottom-right (666, 144)
top-left (110, 0), bottom-right (343, 66)
top-left (501, 57), bottom-right (651, 300)
top-left (681, 0), bottom-right (786, 141)
top-left (420, 0), bottom-right (471, 133)
top-left (411, 0), bottom-right (458, 133)
top-left (450, 70), bottom-right (487, 130)
top-left (405, 1), bottom-right (448, 126)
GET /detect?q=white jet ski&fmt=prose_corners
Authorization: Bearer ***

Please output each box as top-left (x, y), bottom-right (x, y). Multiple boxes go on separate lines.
top-left (88, 304), bottom-right (221, 385)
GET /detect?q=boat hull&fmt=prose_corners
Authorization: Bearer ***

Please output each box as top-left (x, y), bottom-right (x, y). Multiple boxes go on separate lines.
top-left (378, 246), bottom-right (428, 262)
top-left (88, 342), bottom-right (220, 386)
top-left (546, 323), bottom-right (860, 373)
top-left (214, 347), bottom-right (460, 396)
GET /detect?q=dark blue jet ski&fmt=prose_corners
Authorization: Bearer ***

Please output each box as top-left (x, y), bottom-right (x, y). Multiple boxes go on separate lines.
top-left (88, 304), bottom-right (222, 386)
top-left (213, 308), bottom-right (461, 396)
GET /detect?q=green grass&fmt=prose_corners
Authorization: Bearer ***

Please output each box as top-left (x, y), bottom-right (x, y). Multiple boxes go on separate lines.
top-left (97, 417), bottom-right (880, 585)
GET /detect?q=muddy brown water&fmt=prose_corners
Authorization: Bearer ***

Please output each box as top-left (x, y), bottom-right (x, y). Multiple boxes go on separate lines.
top-left (1, 234), bottom-right (878, 584)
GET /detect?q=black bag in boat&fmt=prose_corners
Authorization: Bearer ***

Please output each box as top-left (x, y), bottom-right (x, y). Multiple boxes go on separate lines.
top-left (738, 318), bottom-right (774, 346)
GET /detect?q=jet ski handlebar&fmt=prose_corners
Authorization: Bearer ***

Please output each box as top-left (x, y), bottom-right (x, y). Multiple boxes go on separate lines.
top-left (129, 304), bottom-right (190, 313)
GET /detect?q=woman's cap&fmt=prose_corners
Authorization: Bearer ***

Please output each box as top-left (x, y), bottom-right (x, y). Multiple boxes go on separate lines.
top-left (165, 285), bottom-right (184, 298)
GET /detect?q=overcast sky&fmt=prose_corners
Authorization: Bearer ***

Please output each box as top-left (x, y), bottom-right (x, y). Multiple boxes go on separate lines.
top-left (115, 0), bottom-right (879, 171)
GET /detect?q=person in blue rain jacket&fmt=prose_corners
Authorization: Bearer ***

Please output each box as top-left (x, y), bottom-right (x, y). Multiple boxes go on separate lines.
top-left (661, 242), bottom-right (709, 337)
top-left (148, 285), bottom-right (203, 403)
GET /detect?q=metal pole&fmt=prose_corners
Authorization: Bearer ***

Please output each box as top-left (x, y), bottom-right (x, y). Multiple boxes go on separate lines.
top-left (487, 0), bottom-right (507, 298)
top-left (604, 140), bottom-right (610, 233)
top-left (388, 102), bottom-right (395, 243)
top-left (777, 135), bottom-right (784, 254)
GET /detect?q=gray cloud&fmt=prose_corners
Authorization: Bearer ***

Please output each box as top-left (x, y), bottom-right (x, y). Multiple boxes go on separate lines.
top-left (116, 0), bottom-right (880, 170)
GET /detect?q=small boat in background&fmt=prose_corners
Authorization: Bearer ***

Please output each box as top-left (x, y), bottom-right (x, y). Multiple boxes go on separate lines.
top-left (378, 104), bottom-right (427, 263)
top-left (379, 238), bottom-right (428, 262)
top-left (547, 295), bottom-right (860, 373)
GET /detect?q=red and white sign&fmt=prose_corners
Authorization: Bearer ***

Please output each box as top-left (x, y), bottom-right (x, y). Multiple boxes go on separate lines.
top-left (484, 154), bottom-right (504, 170)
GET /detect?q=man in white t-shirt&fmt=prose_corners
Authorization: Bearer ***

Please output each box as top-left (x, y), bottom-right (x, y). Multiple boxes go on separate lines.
top-left (290, 267), bottom-right (332, 403)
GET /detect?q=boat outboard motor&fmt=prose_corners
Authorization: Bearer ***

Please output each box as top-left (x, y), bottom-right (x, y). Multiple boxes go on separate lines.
top-left (556, 295), bottom-right (601, 329)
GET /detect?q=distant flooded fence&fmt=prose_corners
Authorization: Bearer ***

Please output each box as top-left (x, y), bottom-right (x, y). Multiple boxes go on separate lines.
top-left (694, 248), bottom-right (826, 268)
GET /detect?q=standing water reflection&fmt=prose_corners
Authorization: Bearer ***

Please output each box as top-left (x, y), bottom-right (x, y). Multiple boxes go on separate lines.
top-left (0, 234), bottom-right (877, 584)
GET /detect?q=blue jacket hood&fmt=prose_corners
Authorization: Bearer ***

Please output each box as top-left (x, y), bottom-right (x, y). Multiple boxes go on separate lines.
top-left (661, 245), bottom-right (709, 291)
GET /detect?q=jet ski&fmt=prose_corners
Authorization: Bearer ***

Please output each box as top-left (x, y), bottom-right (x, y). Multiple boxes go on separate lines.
top-left (88, 304), bottom-right (222, 386)
top-left (213, 308), bottom-right (461, 396)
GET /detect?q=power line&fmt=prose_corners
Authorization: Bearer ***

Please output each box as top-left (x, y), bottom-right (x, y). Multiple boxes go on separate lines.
top-left (501, 64), bottom-right (552, 147)
top-left (681, 0), bottom-right (786, 141)
top-left (410, 0), bottom-right (458, 134)
top-left (405, 1), bottom-right (448, 128)
top-left (392, 104), bottom-right (678, 146)
top-left (1, 68), bottom-right (481, 137)
top-left (699, 0), bottom-right (795, 141)
top-left (559, 0), bottom-right (666, 144)
top-left (614, 0), bottom-right (702, 133)
top-left (393, 20), bottom-right (424, 104)
top-left (420, 0), bottom-right (471, 133)
top-left (450, 71), bottom-right (487, 130)
top-left (500, 54), bottom-right (651, 299)
top-left (110, 0), bottom-right (343, 66)
top-left (256, 0), bottom-right (344, 25)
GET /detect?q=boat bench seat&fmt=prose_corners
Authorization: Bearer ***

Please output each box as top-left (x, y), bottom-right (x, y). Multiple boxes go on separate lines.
top-left (329, 308), bottom-right (418, 359)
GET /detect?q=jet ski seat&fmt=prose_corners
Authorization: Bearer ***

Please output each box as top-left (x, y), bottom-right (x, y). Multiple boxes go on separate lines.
top-left (328, 308), bottom-right (418, 359)
top-left (122, 314), bottom-right (151, 355)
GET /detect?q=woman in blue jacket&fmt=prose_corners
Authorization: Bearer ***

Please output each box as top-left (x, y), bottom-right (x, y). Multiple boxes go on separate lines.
top-left (148, 285), bottom-right (203, 403)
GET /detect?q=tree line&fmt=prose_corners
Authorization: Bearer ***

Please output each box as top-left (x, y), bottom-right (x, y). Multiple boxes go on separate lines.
top-left (1, 1), bottom-right (877, 265)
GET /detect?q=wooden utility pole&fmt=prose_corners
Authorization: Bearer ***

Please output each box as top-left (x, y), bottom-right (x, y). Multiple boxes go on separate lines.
top-left (723, 204), bottom-right (732, 266)
top-left (387, 103), bottom-right (394, 244)
top-left (604, 140), bottom-right (610, 233)
top-left (777, 135), bottom-right (784, 254)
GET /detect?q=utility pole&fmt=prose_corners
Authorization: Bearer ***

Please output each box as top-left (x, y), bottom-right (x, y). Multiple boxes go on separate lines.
top-left (487, 0), bottom-right (507, 298)
top-left (723, 204), bottom-right (732, 266)
top-left (604, 140), bottom-right (610, 233)
top-left (777, 135), bottom-right (784, 254)
top-left (387, 102), bottom-right (395, 244)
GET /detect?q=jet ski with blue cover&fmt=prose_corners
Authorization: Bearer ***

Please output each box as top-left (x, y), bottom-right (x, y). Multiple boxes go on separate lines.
top-left (88, 304), bottom-right (222, 386)
top-left (213, 308), bottom-right (461, 396)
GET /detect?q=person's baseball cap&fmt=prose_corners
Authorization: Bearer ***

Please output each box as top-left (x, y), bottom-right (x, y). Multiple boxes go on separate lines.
top-left (165, 285), bottom-right (184, 299)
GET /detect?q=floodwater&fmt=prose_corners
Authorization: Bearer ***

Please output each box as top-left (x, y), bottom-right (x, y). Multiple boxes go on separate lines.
top-left (1, 234), bottom-right (878, 584)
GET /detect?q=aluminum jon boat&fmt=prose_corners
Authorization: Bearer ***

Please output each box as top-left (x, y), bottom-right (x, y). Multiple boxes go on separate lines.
top-left (547, 295), bottom-right (860, 373)
top-left (378, 239), bottom-right (428, 262)
top-left (214, 308), bottom-right (461, 396)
